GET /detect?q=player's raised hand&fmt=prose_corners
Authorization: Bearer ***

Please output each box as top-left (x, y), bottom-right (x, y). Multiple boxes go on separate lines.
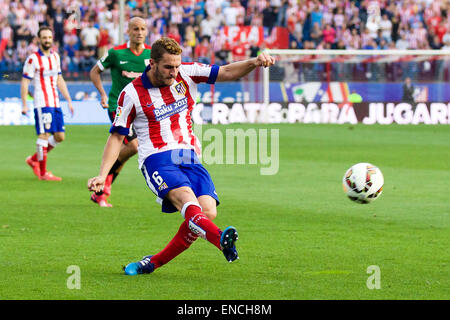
top-left (87, 176), bottom-right (106, 193)
top-left (255, 53), bottom-right (275, 68)
top-left (22, 105), bottom-right (28, 115)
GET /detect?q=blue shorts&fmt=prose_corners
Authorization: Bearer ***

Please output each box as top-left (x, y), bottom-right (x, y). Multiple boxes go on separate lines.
top-left (34, 107), bottom-right (65, 134)
top-left (141, 149), bottom-right (219, 213)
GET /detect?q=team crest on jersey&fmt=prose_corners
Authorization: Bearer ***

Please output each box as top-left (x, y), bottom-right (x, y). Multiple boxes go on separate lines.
top-left (158, 182), bottom-right (168, 191)
top-left (174, 81), bottom-right (187, 96)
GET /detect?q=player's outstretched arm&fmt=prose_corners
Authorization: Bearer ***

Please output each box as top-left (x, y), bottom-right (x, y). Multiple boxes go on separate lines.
top-left (90, 64), bottom-right (109, 109)
top-left (216, 52), bottom-right (275, 82)
top-left (87, 132), bottom-right (125, 193)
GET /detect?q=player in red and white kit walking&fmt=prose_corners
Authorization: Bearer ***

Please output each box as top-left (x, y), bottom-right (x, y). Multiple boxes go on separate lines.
top-left (87, 37), bottom-right (274, 274)
top-left (21, 26), bottom-right (74, 181)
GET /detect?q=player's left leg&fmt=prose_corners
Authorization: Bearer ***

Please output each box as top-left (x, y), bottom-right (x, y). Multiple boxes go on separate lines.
top-left (196, 195), bottom-right (238, 262)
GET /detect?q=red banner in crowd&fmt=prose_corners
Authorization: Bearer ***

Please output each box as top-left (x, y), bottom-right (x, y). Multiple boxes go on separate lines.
top-left (222, 26), bottom-right (264, 48)
top-left (222, 26), bottom-right (289, 50)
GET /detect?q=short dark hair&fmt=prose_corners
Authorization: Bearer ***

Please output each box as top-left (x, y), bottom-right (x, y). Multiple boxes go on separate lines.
top-left (150, 37), bottom-right (182, 62)
top-left (37, 26), bottom-right (53, 38)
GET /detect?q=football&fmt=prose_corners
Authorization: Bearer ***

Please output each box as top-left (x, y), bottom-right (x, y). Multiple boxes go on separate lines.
top-left (342, 163), bottom-right (384, 204)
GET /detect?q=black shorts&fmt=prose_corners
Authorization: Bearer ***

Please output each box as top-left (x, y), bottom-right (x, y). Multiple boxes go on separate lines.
top-left (108, 110), bottom-right (137, 144)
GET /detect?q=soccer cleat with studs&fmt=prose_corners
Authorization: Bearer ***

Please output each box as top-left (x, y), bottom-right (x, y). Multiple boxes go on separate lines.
top-left (123, 255), bottom-right (155, 276)
top-left (220, 226), bottom-right (239, 263)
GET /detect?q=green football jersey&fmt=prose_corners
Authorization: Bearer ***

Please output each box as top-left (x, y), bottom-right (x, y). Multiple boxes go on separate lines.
top-left (97, 42), bottom-right (151, 112)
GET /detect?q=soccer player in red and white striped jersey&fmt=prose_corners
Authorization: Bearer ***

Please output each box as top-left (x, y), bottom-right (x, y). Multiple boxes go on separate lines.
top-left (88, 37), bottom-right (275, 275)
top-left (21, 26), bottom-right (74, 181)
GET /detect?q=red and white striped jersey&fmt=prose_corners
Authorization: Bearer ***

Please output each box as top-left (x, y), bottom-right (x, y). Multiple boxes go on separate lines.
top-left (111, 62), bottom-right (219, 168)
top-left (23, 49), bottom-right (62, 108)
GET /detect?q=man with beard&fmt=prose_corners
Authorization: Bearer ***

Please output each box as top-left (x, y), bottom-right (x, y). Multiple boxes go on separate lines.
top-left (22, 26), bottom-right (74, 181)
top-left (87, 37), bottom-right (275, 275)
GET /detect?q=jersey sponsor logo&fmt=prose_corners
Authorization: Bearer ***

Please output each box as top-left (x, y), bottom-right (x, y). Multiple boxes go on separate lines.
top-left (174, 81), bottom-right (187, 96)
top-left (153, 97), bottom-right (188, 121)
top-left (42, 69), bottom-right (60, 77)
top-left (121, 70), bottom-right (141, 79)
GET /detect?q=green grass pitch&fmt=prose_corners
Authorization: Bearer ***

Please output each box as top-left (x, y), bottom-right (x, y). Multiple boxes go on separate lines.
top-left (0, 123), bottom-right (448, 300)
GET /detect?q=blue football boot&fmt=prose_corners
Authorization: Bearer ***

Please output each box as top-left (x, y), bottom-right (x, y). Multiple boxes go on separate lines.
top-left (123, 255), bottom-right (155, 275)
top-left (220, 226), bottom-right (239, 263)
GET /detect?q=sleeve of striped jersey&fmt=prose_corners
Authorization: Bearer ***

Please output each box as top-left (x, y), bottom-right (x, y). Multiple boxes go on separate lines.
top-left (184, 62), bottom-right (219, 84)
top-left (97, 48), bottom-right (113, 71)
top-left (22, 55), bottom-right (35, 79)
top-left (109, 89), bottom-right (136, 136)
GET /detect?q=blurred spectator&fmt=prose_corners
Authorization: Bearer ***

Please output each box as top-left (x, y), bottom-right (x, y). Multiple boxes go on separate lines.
top-left (402, 77), bottom-right (415, 104)
top-left (249, 40), bottom-right (260, 57)
top-left (97, 25), bottom-right (110, 59)
top-left (184, 25), bottom-right (197, 48)
top-left (200, 14), bottom-right (215, 41)
top-left (195, 36), bottom-right (211, 64)
top-left (17, 40), bottom-right (28, 63)
top-left (180, 40), bottom-right (193, 62)
top-left (80, 19), bottom-right (100, 54)
top-left (167, 23), bottom-right (181, 44)
top-left (310, 22), bottom-right (323, 47)
top-left (148, 26), bottom-right (162, 45)
top-left (322, 24), bottom-right (336, 45)
top-left (379, 14), bottom-right (392, 42)
top-left (262, 0), bottom-right (276, 32)
top-left (429, 34), bottom-right (443, 49)
top-left (224, 0), bottom-right (245, 27)
top-left (396, 33), bottom-right (409, 49)
top-left (215, 43), bottom-right (230, 65)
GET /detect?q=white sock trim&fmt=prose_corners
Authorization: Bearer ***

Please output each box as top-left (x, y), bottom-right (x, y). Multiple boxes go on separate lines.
top-left (36, 138), bottom-right (48, 147)
top-left (180, 201), bottom-right (202, 219)
top-left (48, 135), bottom-right (59, 147)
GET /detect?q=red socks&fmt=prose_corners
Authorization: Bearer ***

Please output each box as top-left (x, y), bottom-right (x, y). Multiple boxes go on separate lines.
top-left (32, 137), bottom-right (56, 176)
top-left (150, 202), bottom-right (222, 269)
top-left (150, 221), bottom-right (198, 268)
top-left (182, 202), bottom-right (222, 250)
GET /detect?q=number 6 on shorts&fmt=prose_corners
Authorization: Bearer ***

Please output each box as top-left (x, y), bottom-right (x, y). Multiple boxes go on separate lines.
top-left (152, 171), bottom-right (163, 186)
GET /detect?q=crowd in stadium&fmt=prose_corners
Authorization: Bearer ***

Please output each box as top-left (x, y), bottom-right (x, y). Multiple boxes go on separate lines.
top-left (0, 0), bottom-right (449, 79)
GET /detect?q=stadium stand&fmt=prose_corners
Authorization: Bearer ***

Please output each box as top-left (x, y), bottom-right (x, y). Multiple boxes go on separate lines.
top-left (0, 0), bottom-right (449, 80)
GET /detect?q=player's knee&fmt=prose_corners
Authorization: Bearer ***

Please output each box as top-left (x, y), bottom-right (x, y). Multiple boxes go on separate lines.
top-left (202, 207), bottom-right (217, 220)
top-left (54, 134), bottom-right (65, 142)
top-left (130, 140), bottom-right (138, 154)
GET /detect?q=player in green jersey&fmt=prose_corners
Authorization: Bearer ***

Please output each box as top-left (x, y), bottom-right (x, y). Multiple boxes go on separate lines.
top-left (89, 17), bottom-right (151, 207)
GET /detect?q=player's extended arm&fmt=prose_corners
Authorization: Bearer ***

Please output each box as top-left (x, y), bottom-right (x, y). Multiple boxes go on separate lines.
top-left (87, 132), bottom-right (125, 193)
top-left (57, 74), bottom-right (74, 115)
top-left (90, 64), bottom-right (109, 109)
top-left (216, 52), bottom-right (275, 82)
top-left (21, 77), bottom-right (31, 115)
